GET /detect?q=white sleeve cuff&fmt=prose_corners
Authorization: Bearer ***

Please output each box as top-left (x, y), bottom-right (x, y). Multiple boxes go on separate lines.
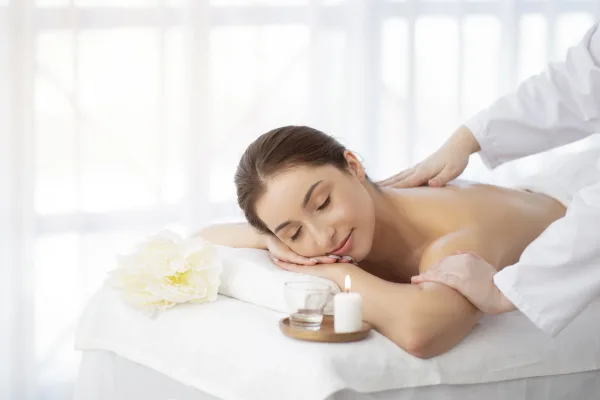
top-left (493, 270), bottom-right (565, 338)
top-left (463, 109), bottom-right (502, 170)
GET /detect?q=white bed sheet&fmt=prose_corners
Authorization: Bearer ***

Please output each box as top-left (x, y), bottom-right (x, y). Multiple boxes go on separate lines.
top-left (75, 349), bottom-right (600, 400)
top-left (75, 286), bottom-right (600, 400)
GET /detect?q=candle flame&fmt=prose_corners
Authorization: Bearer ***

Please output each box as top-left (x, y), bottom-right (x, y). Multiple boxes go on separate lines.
top-left (344, 275), bottom-right (351, 293)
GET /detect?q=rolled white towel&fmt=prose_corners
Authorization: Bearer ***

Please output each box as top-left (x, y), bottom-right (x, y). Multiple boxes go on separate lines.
top-left (216, 245), bottom-right (340, 314)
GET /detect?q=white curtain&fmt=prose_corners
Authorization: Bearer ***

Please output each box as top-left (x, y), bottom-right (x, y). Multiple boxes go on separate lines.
top-left (1, 1), bottom-right (598, 399)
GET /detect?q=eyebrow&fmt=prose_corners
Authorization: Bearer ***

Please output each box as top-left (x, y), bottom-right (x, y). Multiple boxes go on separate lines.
top-left (273, 180), bottom-right (323, 234)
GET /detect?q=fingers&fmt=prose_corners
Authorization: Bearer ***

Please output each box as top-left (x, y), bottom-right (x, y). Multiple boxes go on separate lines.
top-left (411, 256), bottom-right (462, 286)
top-left (411, 252), bottom-right (479, 288)
top-left (377, 167), bottom-right (415, 187)
top-left (270, 256), bottom-right (305, 273)
top-left (268, 252), bottom-right (355, 270)
top-left (315, 255), bottom-right (341, 264)
top-left (428, 165), bottom-right (459, 187)
top-left (269, 251), bottom-right (317, 266)
top-left (389, 173), bottom-right (427, 189)
top-left (411, 271), bottom-right (461, 288)
top-left (271, 255), bottom-right (333, 279)
top-left (388, 169), bottom-right (431, 189)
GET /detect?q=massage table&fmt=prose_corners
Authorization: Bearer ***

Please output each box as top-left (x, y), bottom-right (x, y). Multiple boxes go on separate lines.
top-left (74, 287), bottom-right (600, 400)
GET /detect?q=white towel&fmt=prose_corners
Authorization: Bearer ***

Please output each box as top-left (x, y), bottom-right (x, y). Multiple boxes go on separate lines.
top-left (216, 245), bottom-right (340, 314)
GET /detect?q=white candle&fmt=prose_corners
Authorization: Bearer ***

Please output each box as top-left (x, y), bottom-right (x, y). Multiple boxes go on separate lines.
top-left (334, 275), bottom-right (362, 333)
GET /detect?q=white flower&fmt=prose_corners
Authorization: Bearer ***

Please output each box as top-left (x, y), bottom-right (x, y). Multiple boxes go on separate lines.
top-left (107, 230), bottom-right (222, 314)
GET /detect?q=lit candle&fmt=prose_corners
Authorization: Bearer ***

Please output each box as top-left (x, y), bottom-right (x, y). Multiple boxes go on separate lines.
top-left (334, 275), bottom-right (362, 333)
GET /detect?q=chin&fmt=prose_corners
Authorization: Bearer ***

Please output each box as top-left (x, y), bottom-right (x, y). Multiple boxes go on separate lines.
top-left (357, 229), bottom-right (376, 262)
top-left (351, 232), bottom-right (371, 262)
top-left (354, 247), bottom-right (370, 263)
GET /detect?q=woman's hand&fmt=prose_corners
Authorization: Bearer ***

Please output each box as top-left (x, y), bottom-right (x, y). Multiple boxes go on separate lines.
top-left (411, 252), bottom-right (516, 315)
top-left (265, 235), bottom-right (344, 267)
top-left (378, 125), bottom-right (479, 188)
top-left (270, 255), bottom-right (356, 286)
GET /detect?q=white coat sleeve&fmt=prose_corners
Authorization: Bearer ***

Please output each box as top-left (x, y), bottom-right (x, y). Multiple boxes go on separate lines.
top-left (464, 21), bottom-right (600, 169)
top-left (493, 171), bottom-right (600, 337)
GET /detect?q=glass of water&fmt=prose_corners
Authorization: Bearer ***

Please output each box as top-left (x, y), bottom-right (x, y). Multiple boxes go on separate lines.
top-left (284, 281), bottom-right (333, 330)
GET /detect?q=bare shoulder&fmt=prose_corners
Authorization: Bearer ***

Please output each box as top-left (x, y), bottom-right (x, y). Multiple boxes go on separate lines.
top-left (419, 228), bottom-right (502, 274)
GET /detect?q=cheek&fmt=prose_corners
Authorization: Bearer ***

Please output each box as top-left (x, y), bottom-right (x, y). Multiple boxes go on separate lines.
top-left (357, 196), bottom-right (376, 260)
top-left (288, 241), bottom-right (317, 258)
top-left (354, 191), bottom-right (376, 239)
top-left (334, 186), bottom-right (372, 223)
top-left (350, 189), bottom-right (374, 221)
top-left (332, 199), bottom-right (357, 222)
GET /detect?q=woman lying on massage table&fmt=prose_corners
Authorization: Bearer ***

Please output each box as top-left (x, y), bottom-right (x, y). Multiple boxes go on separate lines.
top-left (198, 125), bottom-right (566, 359)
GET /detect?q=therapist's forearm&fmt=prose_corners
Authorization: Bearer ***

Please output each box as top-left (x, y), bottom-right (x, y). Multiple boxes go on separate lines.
top-left (464, 22), bottom-right (600, 169)
top-left (492, 180), bottom-right (600, 336)
top-left (490, 278), bottom-right (517, 315)
top-left (448, 125), bottom-right (481, 155)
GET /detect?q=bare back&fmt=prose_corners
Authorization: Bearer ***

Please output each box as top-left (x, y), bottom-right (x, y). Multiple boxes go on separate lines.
top-left (362, 181), bottom-right (567, 282)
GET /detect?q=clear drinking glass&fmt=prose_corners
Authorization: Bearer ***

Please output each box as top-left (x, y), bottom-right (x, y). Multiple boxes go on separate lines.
top-left (284, 281), bottom-right (333, 330)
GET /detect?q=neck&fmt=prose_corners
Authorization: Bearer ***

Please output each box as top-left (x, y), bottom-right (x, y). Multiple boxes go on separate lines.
top-left (363, 184), bottom-right (433, 265)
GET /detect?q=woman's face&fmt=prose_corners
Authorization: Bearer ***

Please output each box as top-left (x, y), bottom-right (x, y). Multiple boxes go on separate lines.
top-left (255, 151), bottom-right (376, 261)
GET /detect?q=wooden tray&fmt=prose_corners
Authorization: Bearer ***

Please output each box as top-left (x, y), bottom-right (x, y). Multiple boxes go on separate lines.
top-left (279, 315), bottom-right (372, 343)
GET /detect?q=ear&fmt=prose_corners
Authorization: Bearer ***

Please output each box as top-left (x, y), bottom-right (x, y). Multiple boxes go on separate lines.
top-left (343, 150), bottom-right (366, 181)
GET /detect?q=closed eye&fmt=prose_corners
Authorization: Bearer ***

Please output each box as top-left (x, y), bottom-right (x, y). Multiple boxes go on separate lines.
top-left (290, 227), bottom-right (302, 242)
top-left (317, 195), bottom-right (331, 211)
top-left (290, 196), bottom-right (330, 242)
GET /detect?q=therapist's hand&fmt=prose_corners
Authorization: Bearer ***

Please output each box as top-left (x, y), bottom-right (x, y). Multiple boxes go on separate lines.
top-left (378, 125), bottom-right (480, 188)
top-left (411, 252), bottom-right (516, 315)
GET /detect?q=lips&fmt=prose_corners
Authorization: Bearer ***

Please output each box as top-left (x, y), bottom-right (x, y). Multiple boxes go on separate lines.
top-left (330, 230), bottom-right (353, 256)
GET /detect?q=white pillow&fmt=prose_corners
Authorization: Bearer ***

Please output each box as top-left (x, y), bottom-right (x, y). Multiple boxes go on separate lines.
top-left (215, 245), bottom-right (340, 314)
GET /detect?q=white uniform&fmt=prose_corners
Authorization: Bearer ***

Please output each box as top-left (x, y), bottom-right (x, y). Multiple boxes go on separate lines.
top-left (464, 21), bottom-right (600, 337)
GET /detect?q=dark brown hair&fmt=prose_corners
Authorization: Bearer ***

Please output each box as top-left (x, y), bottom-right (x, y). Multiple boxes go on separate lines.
top-left (235, 125), bottom-right (374, 235)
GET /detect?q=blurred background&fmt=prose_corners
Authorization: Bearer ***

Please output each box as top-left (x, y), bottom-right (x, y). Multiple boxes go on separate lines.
top-left (1, 0), bottom-right (599, 399)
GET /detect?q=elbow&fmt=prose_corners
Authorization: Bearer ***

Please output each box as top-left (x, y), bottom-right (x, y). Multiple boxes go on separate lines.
top-left (399, 336), bottom-right (439, 359)
top-left (195, 226), bottom-right (221, 244)
top-left (387, 321), bottom-right (447, 359)
top-left (194, 227), bottom-right (211, 241)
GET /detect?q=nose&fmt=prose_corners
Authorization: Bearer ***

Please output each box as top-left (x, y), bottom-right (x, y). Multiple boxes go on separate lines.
top-left (307, 223), bottom-right (335, 250)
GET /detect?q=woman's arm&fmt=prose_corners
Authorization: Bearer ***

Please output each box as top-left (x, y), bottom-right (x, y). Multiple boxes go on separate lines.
top-left (194, 222), bottom-right (268, 249)
top-left (380, 228), bottom-right (502, 358)
top-left (199, 223), bottom-right (329, 266)
top-left (281, 261), bottom-right (477, 358)
top-left (330, 266), bottom-right (481, 358)
top-left (407, 227), bottom-right (503, 357)
top-left (277, 228), bottom-right (502, 358)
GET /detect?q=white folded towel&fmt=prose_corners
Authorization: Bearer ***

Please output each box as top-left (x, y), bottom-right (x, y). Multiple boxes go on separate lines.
top-left (215, 245), bottom-right (340, 314)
